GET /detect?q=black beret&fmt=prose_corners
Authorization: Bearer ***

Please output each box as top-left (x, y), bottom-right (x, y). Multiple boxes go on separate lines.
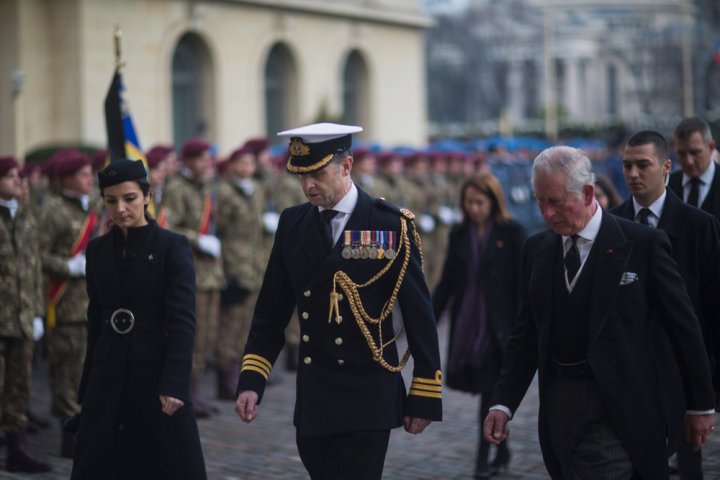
top-left (98, 159), bottom-right (148, 189)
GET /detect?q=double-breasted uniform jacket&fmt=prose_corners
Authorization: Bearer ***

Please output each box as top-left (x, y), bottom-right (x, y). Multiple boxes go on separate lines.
top-left (236, 187), bottom-right (443, 436)
top-left (490, 211), bottom-right (714, 480)
top-left (611, 190), bottom-right (720, 388)
top-left (72, 222), bottom-right (205, 480)
top-left (432, 219), bottom-right (526, 393)
top-left (669, 166), bottom-right (720, 221)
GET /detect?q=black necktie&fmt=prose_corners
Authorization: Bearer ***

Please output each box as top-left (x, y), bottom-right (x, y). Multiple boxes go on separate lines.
top-left (688, 177), bottom-right (701, 207)
top-left (637, 208), bottom-right (651, 226)
top-left (320, 209), bottom-right (338, 253)
top-left (564, 235), bottom-right (581, 282)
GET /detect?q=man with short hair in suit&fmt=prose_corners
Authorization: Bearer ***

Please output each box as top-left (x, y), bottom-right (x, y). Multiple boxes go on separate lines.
top-left (612, 130), bottom-right (720, 479)
top-left (484, 146), bottom-right (716, 479)
top-left (669, 117), bottom-right (720, 221)
top-left (234, 123), bottom-right (442, 479)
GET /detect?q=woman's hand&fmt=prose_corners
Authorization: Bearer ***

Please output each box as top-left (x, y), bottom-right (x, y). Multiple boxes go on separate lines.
top-left (159, 395), bottom-right (184, 416)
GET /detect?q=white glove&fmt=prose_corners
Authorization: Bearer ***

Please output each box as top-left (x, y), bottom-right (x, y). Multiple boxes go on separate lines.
top-left (197, 234), bottom-right (221, 257)
top-left (66, 253), bottom-right (86, 277)
top-left (438, 206), bottom-right (456, 226)
top-left (263, 211), bottom-right (280, 234)
top-left (32, 317), bottom-right (44, 341)
top-left (418, 214), bottom-right (436, 233)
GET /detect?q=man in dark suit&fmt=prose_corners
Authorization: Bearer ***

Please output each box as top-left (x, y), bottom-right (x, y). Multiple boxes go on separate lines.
top-left (234, 123), bottom-right (442, 479)
top-left (484, 146), bottom-right (715, 479)
top-left (669, 117), bottom-right (720, 221)
top-left (611, 130), bottom-right (720, 479)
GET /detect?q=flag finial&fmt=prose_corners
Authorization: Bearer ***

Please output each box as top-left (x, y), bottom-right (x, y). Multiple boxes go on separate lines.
top-left (113, 25), bottom-right (124, 70)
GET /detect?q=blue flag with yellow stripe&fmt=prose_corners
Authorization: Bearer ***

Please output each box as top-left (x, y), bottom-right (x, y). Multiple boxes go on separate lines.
top-left (104, 68), bottom-right (147, 167)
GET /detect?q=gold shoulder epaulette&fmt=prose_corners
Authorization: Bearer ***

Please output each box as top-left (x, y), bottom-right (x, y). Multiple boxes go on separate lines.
top-left (400, 208), bottom-right (415, 220)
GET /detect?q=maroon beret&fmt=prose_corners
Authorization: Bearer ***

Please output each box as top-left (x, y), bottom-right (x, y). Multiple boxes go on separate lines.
top-left (352, 147), bottom-right (372, 162)
top-left (181, 138), bottom-right (211, 160)
top-left (228, 145), bottom-right (253, 162)
top-left (91, 149), bottom-right (108, 171)
top-left (0, 156), bottom-right (18, 177)
top-left (145, 145), bottom-right (174, 169)
top-left (376, 151), bottom-right (400, 165)
top-left (215, 159), bottom-right (230, 175)
top-left (243, 137), bottom-right (270, 155)
top-left (19, 162), bottom-right (41, 178)
top-left (52, 149), bottom-right (91, 178)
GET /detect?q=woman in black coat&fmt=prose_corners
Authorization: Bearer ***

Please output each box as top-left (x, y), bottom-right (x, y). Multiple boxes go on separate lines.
top-left (71, 159), bottom-right (206, 480)
top-left (433, 173), bottom-right (525, 480)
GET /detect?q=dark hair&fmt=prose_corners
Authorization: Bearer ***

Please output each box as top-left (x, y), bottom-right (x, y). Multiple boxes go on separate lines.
top-left (100, 177), bottom-right (154, 219)
top-left (460, 173), bottom-right (512, 224)
top-left (594, 175), bottom-right (623, 209)
top-left (627, 130), bottom-right (668, 161)
top-left (674, 117), bottom-right (713, 143)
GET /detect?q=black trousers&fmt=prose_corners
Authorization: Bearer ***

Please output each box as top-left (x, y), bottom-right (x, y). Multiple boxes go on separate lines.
top-left (296, 429), bottom-right (391, 480)
top-left (546, 375), bottom-right (635, 480)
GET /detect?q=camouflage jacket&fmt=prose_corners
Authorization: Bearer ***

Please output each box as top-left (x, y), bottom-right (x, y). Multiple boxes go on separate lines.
top-left (162, 173), bottom-right (225, 291)
top-left (38, 193), bottom-right (101, 323)
top-left (0, 203), bottom-right (43, 338)
top-left (216, 178), bottom-right (265, 292)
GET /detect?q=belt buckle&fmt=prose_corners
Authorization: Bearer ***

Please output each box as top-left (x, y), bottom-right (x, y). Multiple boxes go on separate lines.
top-left (110, 308), bottom-right (135, 334)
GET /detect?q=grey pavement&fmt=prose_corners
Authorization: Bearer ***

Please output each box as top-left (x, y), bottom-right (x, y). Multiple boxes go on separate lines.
top-left (4, 320), bottom-right (720, 479)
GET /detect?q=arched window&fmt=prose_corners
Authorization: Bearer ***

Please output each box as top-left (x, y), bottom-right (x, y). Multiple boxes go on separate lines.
top-left (172, 33), bottom-right (214, 147)
top-left (264, 43), bottom-right (297, 142)
top-left (342, 51), bottom-right (370, 128)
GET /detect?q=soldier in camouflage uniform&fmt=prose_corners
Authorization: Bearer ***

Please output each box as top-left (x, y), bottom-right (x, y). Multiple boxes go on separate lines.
top-left (162, 138), bottom-right (225, 417)
top-left (0, 157), bottom-right (52, 473)
top-left (215, 145), bottom-right (265, 399)
top-left (38, 149), bottom-right (100, 458)
top-left (352, 148), bottom-right (389, 199)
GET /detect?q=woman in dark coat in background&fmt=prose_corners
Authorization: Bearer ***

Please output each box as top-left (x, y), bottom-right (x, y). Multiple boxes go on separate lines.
top-left (71, 159), bottom-right (206, 479)
top-left (433, 173), bottom-right (526, 480)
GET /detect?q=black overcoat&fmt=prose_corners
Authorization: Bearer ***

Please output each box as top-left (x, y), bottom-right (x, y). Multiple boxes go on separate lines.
top-left (71, 222), bottom-right (206, 480)
top-left (669, 167), bottom-right (720, 221)
top-left (236, 187), bottom-right (443, 436)
top-left (432, 219), bottom-right (526, 393)
top-left (611, 190), bottom-right (720, 388)
top-left (490, 211), bottom-right (714, 480)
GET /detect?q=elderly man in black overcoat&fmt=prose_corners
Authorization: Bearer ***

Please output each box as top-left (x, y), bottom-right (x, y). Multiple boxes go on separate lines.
top-left (484, 146), bottom-right (715, 479)
top-left (235, 123), bottom-right (443, 480)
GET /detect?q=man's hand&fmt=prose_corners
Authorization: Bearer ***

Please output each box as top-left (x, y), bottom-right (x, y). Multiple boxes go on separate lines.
top-left (159, 395), bottom-right (184, 416)
top-left (483, 409), bottom-right (510, 444)
top-left (403, 416), bottom-right (432, 434)
top-left (235, 391), bottom-right (259, 423)
top-left (685, 413), bottom-right (715, 451)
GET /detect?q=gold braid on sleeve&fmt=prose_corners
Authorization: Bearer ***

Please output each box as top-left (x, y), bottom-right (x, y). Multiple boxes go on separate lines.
top-left (328, 216), bottom-right (423, 372)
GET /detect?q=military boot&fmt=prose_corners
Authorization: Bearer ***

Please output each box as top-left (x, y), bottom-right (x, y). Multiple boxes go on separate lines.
top-left (5, 431), bottom-right (52, 473)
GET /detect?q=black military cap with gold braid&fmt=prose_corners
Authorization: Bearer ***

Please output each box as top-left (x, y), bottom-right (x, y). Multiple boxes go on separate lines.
top-left (278, 122), bottom-right (363, 174)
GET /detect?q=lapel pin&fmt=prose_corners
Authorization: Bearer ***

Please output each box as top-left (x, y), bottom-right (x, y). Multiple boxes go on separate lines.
top-left (496, 240), bottom-right (504, 248)
top-left (606, 249), bottom-right (614, 254)
top-left (148, 254), bottom-right (154, 261)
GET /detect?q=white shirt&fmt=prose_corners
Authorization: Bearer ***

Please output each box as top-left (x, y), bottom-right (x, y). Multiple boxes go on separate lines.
top-left (682, 161), bottom-right (715, 207)
top-left (631, 190), bottom-right (666, 229)
top-left (318, 182), bottom-right (358, 246)
top-left (0, 198), bottom-right (18, 220)
top-left (561, 204), bottom-right (602, 292)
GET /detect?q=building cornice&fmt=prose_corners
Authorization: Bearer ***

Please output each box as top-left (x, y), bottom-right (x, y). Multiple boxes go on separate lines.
top-left (217, 0), bottom-right (433, 29)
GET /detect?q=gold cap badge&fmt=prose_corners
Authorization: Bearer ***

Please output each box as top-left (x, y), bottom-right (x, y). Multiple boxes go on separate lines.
top-left (289, 138), bottom-right (311, 157)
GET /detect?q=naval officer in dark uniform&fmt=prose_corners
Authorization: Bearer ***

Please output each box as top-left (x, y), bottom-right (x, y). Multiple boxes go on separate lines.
top-left (235, 123), bottom-right (443, 479)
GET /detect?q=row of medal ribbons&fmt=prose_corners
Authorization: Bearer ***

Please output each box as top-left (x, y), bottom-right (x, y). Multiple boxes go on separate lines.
top-left (341, 230), bottom-right (397, 260)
